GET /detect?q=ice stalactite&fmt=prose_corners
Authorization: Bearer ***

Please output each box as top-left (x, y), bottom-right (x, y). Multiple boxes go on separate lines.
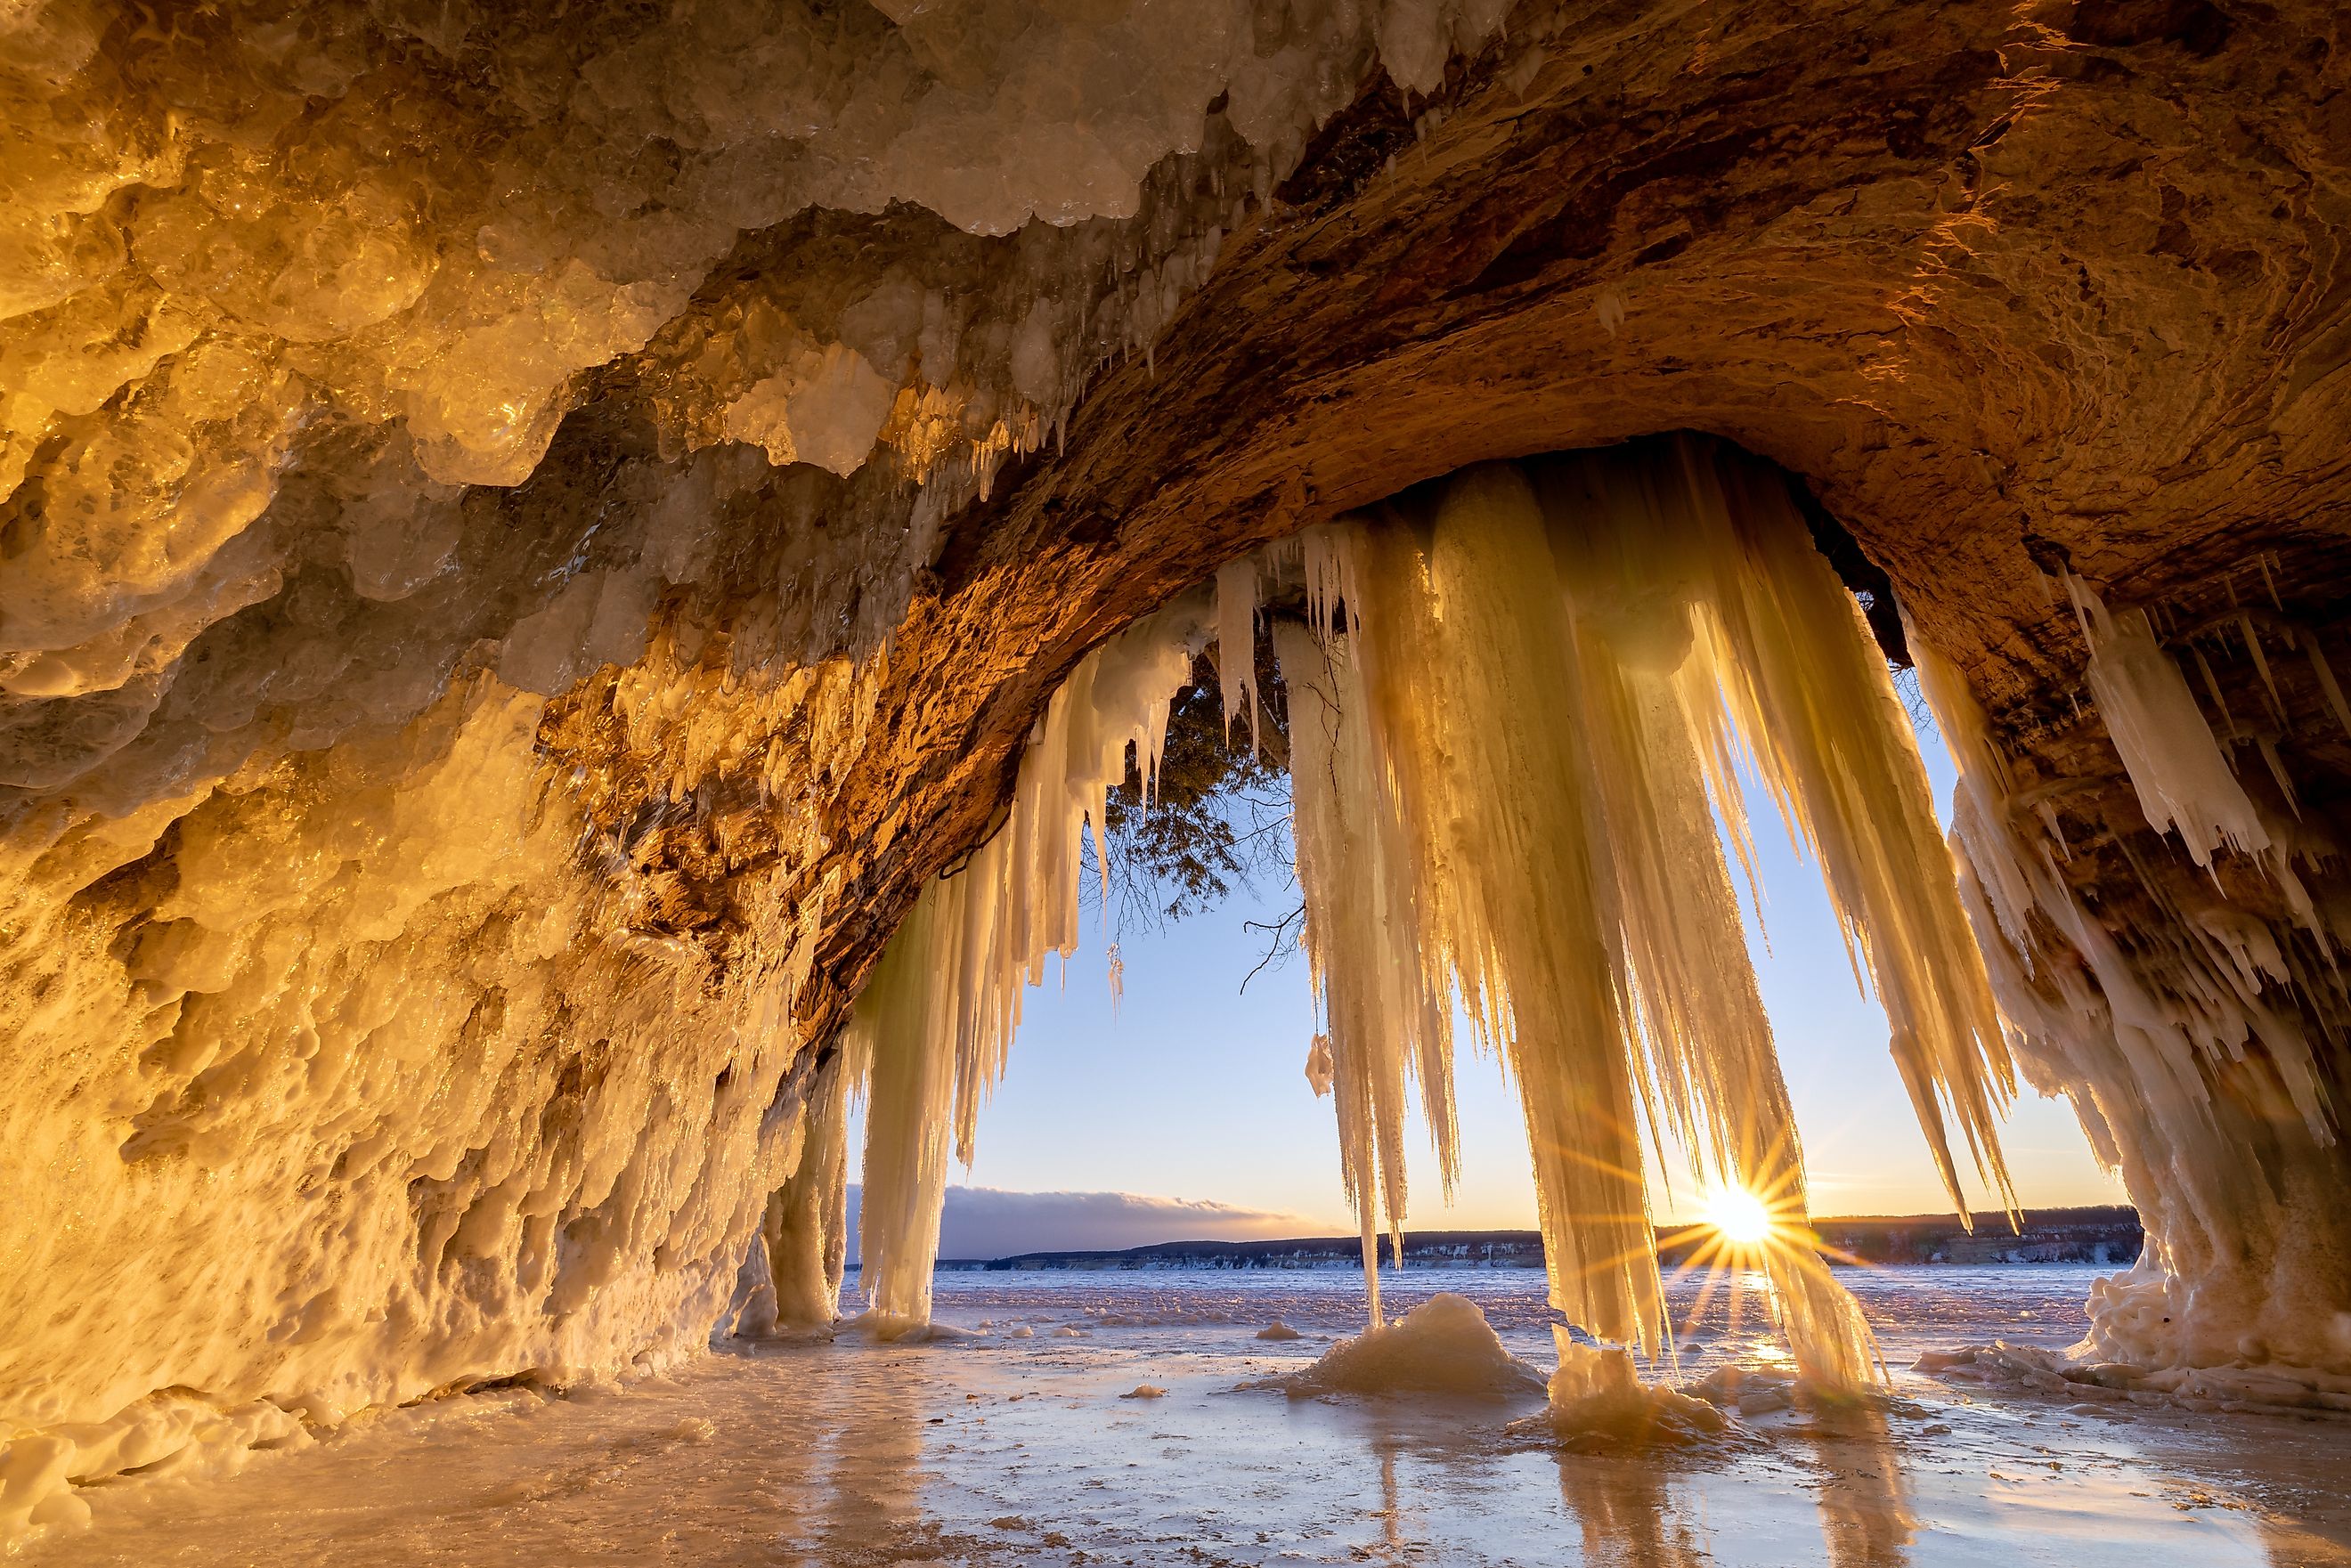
top-left (1270, 439), bottom-right (2004, 1393)
top-left (1913, 607), bottom-right (2351, 1378)
top-left (1543, 457), bottom-right (1882, 1393)
top-left (1338, 466), bottom-right (1672, 1363)
top-left (1216, 558), bottom-right (1265, 757)
top-left (1671, 455), bottom-right (2021, 1223)
top-left (848, 600), bottom-right (1208, 1329)
top-left (844, 891), bottom-right (963, 1333)
top-left (2066, 579), bottom-right (2278, 875)
top-left (1275, 622), bottom-right (1458, 1328)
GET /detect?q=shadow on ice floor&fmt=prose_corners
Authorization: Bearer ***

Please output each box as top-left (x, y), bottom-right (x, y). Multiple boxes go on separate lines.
top-left (27, 1268), bottom-right (2351, 1567)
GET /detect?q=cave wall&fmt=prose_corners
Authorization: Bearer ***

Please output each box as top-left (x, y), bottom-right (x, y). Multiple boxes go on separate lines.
top-left (4, 0), bottom-right (2351, 1531)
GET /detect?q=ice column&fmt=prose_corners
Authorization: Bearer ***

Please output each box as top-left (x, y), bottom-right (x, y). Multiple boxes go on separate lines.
top-left (1914, 624), bottom-right (2351, 1375)
top-left (765, 1049), bottom-right (859, 1328)
top-left (1541, 450), bottom-right (1882, 1388)
top-left (848, 600), bottom-right (1206, 1327)
top-left (1341, 465), bottom-right (1672, 1357)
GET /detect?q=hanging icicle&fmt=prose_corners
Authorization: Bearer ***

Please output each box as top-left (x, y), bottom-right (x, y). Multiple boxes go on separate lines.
top-left (847, 597), bottom-right (1208, 1328)
top-left (1341, 462), bottom-right (1673, 1359)
top-left (1275, 622), bottom-right (1458, 1328)
top-left (1277, 438), bottom-right (2004, 1387)
top-left (1216, 556), bottom-right (1264, 756)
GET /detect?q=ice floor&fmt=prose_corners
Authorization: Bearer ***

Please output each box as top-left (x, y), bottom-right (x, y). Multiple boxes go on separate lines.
top-left (27, 1268), bottom-right (2351, 1566)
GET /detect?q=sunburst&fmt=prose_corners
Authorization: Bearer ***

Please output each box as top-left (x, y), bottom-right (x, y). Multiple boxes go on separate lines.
top-left (1701, 1183), bottom-right (1775, 1246)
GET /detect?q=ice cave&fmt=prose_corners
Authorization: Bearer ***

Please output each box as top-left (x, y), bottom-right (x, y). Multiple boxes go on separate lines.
top-left (3, 0), bottom-right (2348, 1559)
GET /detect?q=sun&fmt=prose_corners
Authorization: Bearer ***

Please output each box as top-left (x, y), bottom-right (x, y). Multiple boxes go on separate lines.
top-left (1702, 1184), bottom-right (1775, 1246)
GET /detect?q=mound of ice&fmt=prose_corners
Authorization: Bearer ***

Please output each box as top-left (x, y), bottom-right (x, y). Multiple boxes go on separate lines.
top-left (1510, 1340), bottom-right (1729, 1451)
top-left (1256, 1320), bottom-right (1303, 1342)
top-left (1272, 1294), bottom-right (1547, 1399)
top-left (1119, 1385), bottom-right (1167, 1400)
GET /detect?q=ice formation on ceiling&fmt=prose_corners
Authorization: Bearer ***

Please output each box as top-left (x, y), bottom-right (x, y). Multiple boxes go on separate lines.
top-left (3, 0), bottom-right (1509, 820)
top-left (0, 0), bottom-right (1517, 1542)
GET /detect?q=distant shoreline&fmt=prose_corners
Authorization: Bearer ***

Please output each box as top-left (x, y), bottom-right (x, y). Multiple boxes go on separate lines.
top-left (929, 1205), bottom-right (2142, 1271)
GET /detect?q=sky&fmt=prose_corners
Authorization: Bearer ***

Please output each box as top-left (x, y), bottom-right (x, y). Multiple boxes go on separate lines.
top-left (857, 690), bottom-right (2126, 1257)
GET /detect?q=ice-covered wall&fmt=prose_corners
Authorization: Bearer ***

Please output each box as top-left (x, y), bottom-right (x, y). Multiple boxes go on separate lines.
top-left (0, 656), bottom-right (860, 1538)
top-left (1916, 595), bottom-right (2351, 1378)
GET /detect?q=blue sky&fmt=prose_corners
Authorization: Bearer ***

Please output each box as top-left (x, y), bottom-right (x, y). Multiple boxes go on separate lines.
top-left (866, 698), bottom-right (2124, 1255)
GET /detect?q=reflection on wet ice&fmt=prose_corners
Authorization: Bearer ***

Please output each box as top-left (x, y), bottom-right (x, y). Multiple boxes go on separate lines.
top-left (1804, 1402), bottom-right (1916, 1568)
top-left (1552, 1454), bottom-right (1711, 1568)
top-left (783, 1348), bottom-right (930, 1564)
top-left (1372, 1444), bottom-right (1408, 1564)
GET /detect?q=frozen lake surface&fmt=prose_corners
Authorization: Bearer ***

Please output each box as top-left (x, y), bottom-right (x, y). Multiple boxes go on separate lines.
top-left (28, 1266), bottom-right (2351, 1566)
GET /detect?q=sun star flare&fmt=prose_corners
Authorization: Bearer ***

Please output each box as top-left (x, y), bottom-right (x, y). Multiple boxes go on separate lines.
top-left (1702, 1185), bottom-right (1777, 1247)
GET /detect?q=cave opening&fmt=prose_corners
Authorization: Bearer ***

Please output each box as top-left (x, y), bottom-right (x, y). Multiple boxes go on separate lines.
top-left (770, 435), bottom-right (2053, 1418)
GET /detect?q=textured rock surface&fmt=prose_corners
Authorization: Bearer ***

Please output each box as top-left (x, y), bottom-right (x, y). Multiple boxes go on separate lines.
top-left (4, 0), bottom-right (2350, 1537)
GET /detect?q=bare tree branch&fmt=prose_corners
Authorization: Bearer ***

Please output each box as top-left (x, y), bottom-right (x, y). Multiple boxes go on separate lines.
top-left (1239, 900), bottom-right (1307, 994)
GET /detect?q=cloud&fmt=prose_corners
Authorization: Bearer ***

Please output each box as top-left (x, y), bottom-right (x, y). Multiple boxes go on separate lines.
top-left (845, 1185), bottom-right (1321, 1262)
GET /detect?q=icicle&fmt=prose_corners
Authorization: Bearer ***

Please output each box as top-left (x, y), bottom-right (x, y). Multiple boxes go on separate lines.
top-left (1908, 632), bottom-right (2036, 960)
top-left (846, 892), bottom-right (960, 1331)
top-left (1298, 522), bottom-right (1358, 640)
top-left (848, 598), bottom-right (1207, 1327)
top-left (2257, 735), bottom-right (2301, 818)
top-left (2299, 627), bottom-right (2351, 739)
top-left (1215, 556), bottom-right (1262, 755)
top-left (1276, 622), bottom-right (1458, 1325)
top-left (765, 1048), bottom-right (858, 1328)
top-left (1674, 450), bottom-right (2018, 1222)
top-left (2240, 614), bottom-right (2286, 726)
top-left (2191, 644), bottom-right (2239, 743)
top-left (2036, 800), bottom-right (2072, 862)
top-left (2066, 574), bottom-right (2270, 868)
top-left (1547, 459), bottom-right (1879, 1387)
top-left (1341, 466), bottom-right (1671, 1358)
